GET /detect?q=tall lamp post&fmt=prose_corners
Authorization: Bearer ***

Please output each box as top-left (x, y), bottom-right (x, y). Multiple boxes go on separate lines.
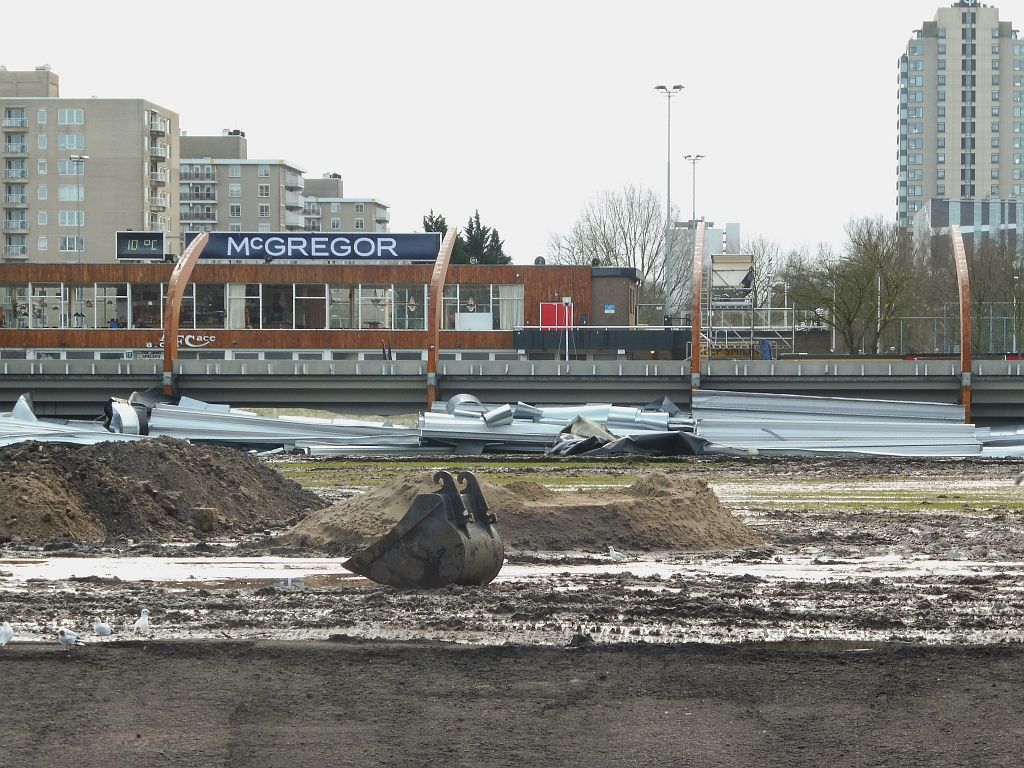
top-left (69, 154), bottom-right (88, 264)
top-left (654, 84), bottom-right (684, 310)
top-left (683, 153), bottom-right (705, 224)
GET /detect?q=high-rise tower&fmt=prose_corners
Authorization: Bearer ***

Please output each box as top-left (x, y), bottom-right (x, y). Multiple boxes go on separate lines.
top-left (898, 1), bottom-right (1021, 231)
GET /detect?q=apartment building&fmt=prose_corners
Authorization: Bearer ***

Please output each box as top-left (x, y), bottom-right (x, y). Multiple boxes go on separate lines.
top-left (302, 173), bottom-right (390, 233)
top-left (0, 66), bottom-right (178, 263)
top-left (898, 1), bottom-right (1022, 231)
top-left (179, 130), bottom-right (306, 243)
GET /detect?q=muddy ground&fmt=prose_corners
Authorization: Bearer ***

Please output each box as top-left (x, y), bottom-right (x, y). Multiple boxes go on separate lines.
top-left (3, 451), bottom-right (1024, 766)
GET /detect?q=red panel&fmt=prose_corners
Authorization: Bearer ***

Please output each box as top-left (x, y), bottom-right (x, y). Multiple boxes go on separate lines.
top-left (539, 302), bottom-right (573, 330)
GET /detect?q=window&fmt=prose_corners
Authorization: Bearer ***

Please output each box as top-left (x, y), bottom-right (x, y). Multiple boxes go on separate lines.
top-left (937, 184), bottom-right (945, 195)
top-left (59, 210), bottom-right (84, 226)
top-left (229, 204), bottom-right (241, 218)
top-left (58, 185), bottom-right (83, 202)
top-left (992, 168), bottom-right (1000, 179)
top-left (938, 75), bottom-right (946, 86)
top-left (994, 74), bottom-right (1001, 85)
top-left (993, 153), bottom-right (1001, 163)
top-left (909, 122), bottom-right (923, 134)
top-left (258, 223), bottom-right (270, 233)
top-left (939, 59), bottom-right (946, 70)
top-left (938, 43), bottom-right (947, 54)
top-left (936, 153), bottom-right (945, 163)
top-left (37, 211), bottom-right (47, 225)
top-left (37, 160), bottom-right (47, 174)
top-left (59, 236), bottom-right (81, 252)
top-left (37, 135), bottom-right (47, 150)
top-left (909, 154), bottom-right (923, 165)
top-left (909, 60), bottom-right (923, 71)
top-left (937, 169), bottom-right (945, 179)
top-left (258, 204), bottom-right (270, 218)
top-left (330, 218), bottom-right (341, 230)
top-left (994, 92), bottom-right (1001, 102)
top-left (993, 122), bottom-right (1001, 132)
top-left (992, 185), bottom-right (1000, 195)
top-left (330, 202), bottom-right (340, 213)
top-left (36, 236), bottom-right (47, 251)
top-left (36, 108), bottom-right (46, 124)
top-left (937, 107), bottom-right (945, 117)
top-left (57, 134), bottom-right (84, 150)
top-left (993, 59), bottom-right (1001, 70)
top-left (354, 217), bottom-right (365, 230)
top-left (229, 223), bottom-right (241, 232)
top-left (907, 185), bottom-right (922, 196)
top-left (36, 185), bottom-right (47, 200)
top-left (258, 164), bottom-right (270, 177)
top-left (908, 107), bottom-right (924, 118)
top-left (58, 159), bottom-right (86, 175)
top-left (909, 44), bottom-right (922, 55)
top-left (258, 184), bottom-right (270, 198)
top-left (228, 183), bottom-right (241, 197)
top-left (909, 138), bottom-right (923, 149)
top-left (938, 122), bottom-right (945, 132)
top-left (354, 203), bottom-right (365, 213)
top-left (229, 165), bottom-right (241, 177)
top-left (938, 138), bottom-right (946, 148)
top-left (56, 108), bottom-right (84, 125)
top-left (908, 169), bottom-right (922, 181)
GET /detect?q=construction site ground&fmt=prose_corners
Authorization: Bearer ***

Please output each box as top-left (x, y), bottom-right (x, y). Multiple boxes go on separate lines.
top-left (2, 447), bottom-right (1024, 766)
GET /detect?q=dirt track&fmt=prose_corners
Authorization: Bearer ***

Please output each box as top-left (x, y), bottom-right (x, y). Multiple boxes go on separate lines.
top-left (2, 640), bottom-right (1023, 768)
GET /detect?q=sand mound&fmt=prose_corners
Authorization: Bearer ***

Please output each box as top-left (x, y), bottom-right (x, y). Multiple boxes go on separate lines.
top-left (0, 438), bottom-right (323, 543)
top-left (282, 470), bottom-right (764, 553)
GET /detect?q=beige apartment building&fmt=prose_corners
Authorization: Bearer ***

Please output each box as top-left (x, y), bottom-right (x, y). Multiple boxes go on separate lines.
top-left (0, 66), bottom-right (178, 263)
top-left (179, 130), bottom-right (307, 246)
top-left (302, 173), bottom-right (390, 233)
top-left (898, 1), bottom-right (1022, 231)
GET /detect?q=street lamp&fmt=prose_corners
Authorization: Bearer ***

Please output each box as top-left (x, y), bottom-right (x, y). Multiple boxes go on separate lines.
top-left (654, 84), bottom-right (684, 272)
top-left (69, 154), bottom-right (89, 264)
top-left (683, 153), bottom-right (705, 224)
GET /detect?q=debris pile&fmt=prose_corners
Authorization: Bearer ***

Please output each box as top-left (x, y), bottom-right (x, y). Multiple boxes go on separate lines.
top-left (0, 437), bottom-right (323, 543)
top-left (280, 470), bottom-right (764, 554)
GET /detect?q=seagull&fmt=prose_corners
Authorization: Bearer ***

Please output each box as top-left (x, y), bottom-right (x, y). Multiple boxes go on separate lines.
top-left (57, 628), bottom-right (86, 651)
top-left (0, 621), bottom-right (13, 647)
top-left (608, 546), bottom-right (626, 561)
top-left (133, 608), bottom-right (150, 633)
top-left (92, 617), bottom-right (112, 636)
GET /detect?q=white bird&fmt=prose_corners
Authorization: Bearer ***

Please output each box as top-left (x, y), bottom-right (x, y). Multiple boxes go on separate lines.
top-left (0, 621), bottom-right (13, 647)
top-left (133, 608), bottom-right (150, 633)
top-left (1015, 471), bottom-right (1024, 486)
top-left (57, 628), bottom-right (85, 651)
top-left (608, 546), bottom-right (626, 561)
top-left (92, 617), bottom-right (112, 636)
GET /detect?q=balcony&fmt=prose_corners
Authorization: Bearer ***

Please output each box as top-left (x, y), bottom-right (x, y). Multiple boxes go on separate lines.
top-left (180, 169), bottom-right (216, 182)
top-left (181, 209), bottom-right (217, 223)
top-left (149, 169), bottom-right (169, 185)
top-left (148, 192), bottom-right (170, 210)
top-left (148, 215), bottom-right (170, 232)
top-left (4, 244), bottom-right (27, 255)
top-left (3, 219), bottom-right (28, 232)
top-left (3, 142), bottom-right (27, 155)
top-left (284, 191), bottom-right (303, 210)
top-left (375, 209), bottom-right (391, 223)
top-left (2, 117), bottom-right (28, 129)
top-left (4, 193), bottom-right (28, 206)
top-left (149, 116), bottom-right (169, 135)
top-left (2, 168), bottom-right (28, 180)
top-left (284, 173), bottom-right (303, 191)
top-left (180, 190), bottom-right (216, 202)
top-left (149, 143), bottom-right (169, 159)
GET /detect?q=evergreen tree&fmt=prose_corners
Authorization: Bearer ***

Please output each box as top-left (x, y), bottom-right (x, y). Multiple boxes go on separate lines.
top-left (420, 209), bottom-right (510, 264)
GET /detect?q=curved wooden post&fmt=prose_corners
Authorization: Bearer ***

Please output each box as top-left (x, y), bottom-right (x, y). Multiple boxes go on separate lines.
top-left (950, 226), bottom-right (972, 423)
top-left (689, 221), bottom-right (707, 390)
top-left (162, 232), bottom-right (209, 396)
top-left (425, 228), bottom-right (460, 409)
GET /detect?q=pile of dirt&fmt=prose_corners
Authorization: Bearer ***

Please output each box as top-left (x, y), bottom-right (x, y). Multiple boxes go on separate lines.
top-left (281, 470), bottom-right (764, 553)
top-left (0, 438), bottom-right (323, 543)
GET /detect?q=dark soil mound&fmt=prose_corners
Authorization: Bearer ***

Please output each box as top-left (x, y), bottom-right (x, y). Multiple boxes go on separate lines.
top-left (0, 437), bottom-right (323, 543)
top-left (281, 470), bottom-right (764, 553)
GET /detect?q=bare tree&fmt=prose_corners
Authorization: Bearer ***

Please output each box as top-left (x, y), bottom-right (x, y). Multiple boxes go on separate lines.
top-left (783, 218), bottom-right (923, 353)
top-left (548, 184), bottom-right (689, 312)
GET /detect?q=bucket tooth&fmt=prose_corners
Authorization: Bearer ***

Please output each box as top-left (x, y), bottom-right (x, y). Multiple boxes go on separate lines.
top-left (342, 470), bottom-right (504, 589)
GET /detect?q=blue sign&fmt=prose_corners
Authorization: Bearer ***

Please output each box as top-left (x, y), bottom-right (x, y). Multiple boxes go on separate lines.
top-left (604, 304), bottom-right (616, 314)
top-left (184, 232), bottom-right (440, 262)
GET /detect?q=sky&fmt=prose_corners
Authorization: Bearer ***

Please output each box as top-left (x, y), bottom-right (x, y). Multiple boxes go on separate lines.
top-left (4, 0), bottom-right (972, 263)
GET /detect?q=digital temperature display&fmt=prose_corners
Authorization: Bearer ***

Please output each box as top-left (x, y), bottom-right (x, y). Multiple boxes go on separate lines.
top-left (116, 231), bottom-right (165, 260)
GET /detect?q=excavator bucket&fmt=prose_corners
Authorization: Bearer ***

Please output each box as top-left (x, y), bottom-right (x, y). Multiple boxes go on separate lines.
top-left (342, 470), bottom-right (504, 588)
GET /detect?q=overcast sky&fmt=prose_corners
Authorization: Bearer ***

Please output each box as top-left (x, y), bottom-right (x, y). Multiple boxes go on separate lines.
top-left (5, 1), bottom-right (974, 263)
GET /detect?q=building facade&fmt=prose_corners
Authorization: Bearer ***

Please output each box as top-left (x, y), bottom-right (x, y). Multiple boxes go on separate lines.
top-left (180, 130), bottom-right (306, 248)
top-left (302, 173), bottom-right (390, 233)
top-left (1, 67), bottom-right (178, 264)
top-left (898, 1), bottom-right (1022, 231)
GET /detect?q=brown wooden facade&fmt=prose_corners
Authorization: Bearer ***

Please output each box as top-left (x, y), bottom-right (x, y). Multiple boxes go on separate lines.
top-left (0, 262), bottom-right (601, 354)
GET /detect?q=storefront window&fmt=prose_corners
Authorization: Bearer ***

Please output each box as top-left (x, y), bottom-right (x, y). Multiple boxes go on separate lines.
top-left (294, 284), bottom-right (327, 329)
top-left (328, 285), bottom-right (356, 329)
top-left (263, 284), bottom-right (293, 328)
